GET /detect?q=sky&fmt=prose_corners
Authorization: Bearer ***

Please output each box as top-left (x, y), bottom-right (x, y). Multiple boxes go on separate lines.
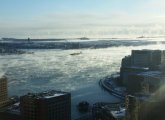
top-left (1, 0), bottom-right (165, 38)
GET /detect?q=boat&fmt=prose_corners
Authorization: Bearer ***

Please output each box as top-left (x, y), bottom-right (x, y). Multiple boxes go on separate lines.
top-left (70, 52), bottom-right (82, 56)
top-left (137, 35), bottom-right (145, 38)
top-left (79, 37), bottom-right (89, 40)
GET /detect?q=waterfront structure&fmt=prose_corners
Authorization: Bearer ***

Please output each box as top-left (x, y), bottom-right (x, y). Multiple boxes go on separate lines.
top-left (0, 76), bottom-right (9, 108)
top-left (20, 90), bottom-right (71, 120)
top-left (99, 49), bottom-right (165, 120)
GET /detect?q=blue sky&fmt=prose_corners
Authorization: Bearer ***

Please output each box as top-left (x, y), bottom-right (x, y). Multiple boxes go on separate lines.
top-left (0, 0), bottom-right (165, 38)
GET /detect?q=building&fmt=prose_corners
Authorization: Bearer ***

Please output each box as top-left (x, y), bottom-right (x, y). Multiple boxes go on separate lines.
top-left (125, 94), bottom-right (151, 120)
top-left (0, 102), bottom-right (22, 120)
top-left (125, 94), bottom-right (165, 120)
top-left (139, 100), bottom-right (165, 120)
top-left (131, 50), bottom-right (165, 68)
top-left (131, 50), bottom-right (153, 67)
top-left (92, 102), bottom-right (125, 120)
top-left (121, 50), bottom-right (165, 74)
top-left (20, 90), bottom-right (71, 120)
top-left (120, 50), bottom-right (165, 92)
top-left (120, 66), bottom-right (149, 86)
top-left (0, 76), bottom-right (9, 108)
top-left (125, 73), bottom-right (144, 94)
top-left (125, 71), bottom-right (165, 94)
top-left (125, 95), bottom-right (138, 120)
top-left (121, 55), bottom-right (132, 68)
top-left (137, 71), bottom-right (164, 93)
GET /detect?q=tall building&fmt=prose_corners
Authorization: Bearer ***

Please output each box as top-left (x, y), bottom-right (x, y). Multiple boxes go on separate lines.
top-left (121, 50), bottom-right (165, 69)
top-left (20, 90), bottom-right (71, 120)
top-left (0, 76), bottom-right (8, 108)
top-left (131, 50), bottom-right (152, 67)
top-left (125, 95), bottom-right (139, 120)
top-left (131, 50), bottom-right (165, 68)
top-left (120, 50), bottom-right (165, 89)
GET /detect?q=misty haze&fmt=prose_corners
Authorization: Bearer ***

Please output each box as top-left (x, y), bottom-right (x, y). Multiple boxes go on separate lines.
top-left (1, 1), bottom-right (165, 120)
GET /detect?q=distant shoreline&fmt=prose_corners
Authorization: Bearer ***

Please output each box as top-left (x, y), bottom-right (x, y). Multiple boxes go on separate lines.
top-left (0, 39), bottom-right (163, 50)
top-left (1, 36), bottom-right (165, 41)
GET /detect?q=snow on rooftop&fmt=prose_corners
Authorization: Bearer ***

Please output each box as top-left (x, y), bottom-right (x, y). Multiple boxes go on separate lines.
top-left (26, 90), bottom-right (67, 99)
top-left (111, 108), bottom-right (126, 118)
top-left (44, 93), bottom-right (64, 99)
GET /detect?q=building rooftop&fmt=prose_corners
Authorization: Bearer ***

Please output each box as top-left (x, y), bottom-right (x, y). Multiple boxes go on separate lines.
top-left (23, 90), bottom-right (69, 99)
top-left (111, 108), bottom-right (126, 119)
top-left (6, 102), bottom-right (20, 115)
top-left (132, 49), bottom-right (162, 52)
top-left (0, 75), bottom-right (7, 81)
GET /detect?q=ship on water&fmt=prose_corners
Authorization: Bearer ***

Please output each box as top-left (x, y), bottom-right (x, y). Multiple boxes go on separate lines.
top-left (79, 37), bottom-right (90, 40)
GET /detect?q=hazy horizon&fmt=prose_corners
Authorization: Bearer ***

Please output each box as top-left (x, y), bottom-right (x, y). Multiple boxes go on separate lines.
top-left (1, 0), bottom-right (165, 38)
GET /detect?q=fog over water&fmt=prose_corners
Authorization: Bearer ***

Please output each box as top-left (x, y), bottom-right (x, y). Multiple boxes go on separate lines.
top-left (0, 41), bottom-right (165, 119)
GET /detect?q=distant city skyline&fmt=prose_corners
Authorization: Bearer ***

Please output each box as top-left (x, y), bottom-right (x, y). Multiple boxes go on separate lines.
top-left (1, 0), bottom-right (165, 38)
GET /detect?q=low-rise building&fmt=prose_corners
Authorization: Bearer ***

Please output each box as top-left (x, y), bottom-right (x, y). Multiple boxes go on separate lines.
top-left (20, 90), bottom-right (71, 120)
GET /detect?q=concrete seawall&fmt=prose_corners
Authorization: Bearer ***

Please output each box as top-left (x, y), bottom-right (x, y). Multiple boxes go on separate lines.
top-left (99, 77), bottom-right (125, 100)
